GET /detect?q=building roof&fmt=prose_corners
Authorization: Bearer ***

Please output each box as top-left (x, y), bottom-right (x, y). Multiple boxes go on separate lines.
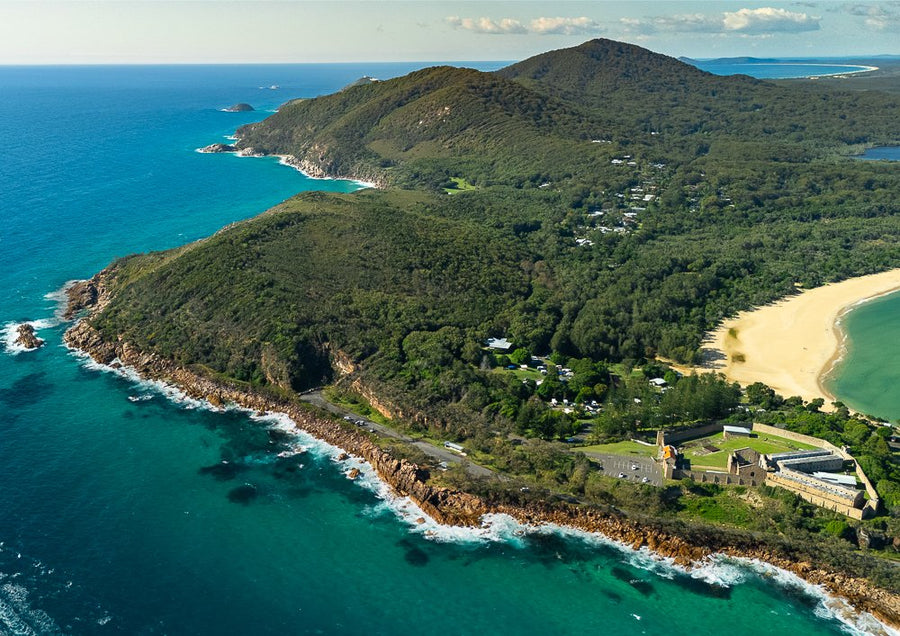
top-left (776, 468), bottom-right (860, 501)
top-left (812, 472), bottom-right (858, 487)
top-left (485, 337), bottom-right (513, 351)
top-left (723, 425), bottom-right (751, 435)
top-left (768, 449), bottom-right (832, 461)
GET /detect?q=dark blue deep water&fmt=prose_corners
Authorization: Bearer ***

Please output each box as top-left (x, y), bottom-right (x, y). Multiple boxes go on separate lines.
top-left (0, 65), bottom-right (890, 635)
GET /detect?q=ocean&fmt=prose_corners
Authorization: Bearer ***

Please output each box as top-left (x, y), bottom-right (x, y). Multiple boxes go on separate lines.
top-left (826, 290), bottom-right (900, 420)
top-left (0, 64), bottom-right (888, 635)
top-left (822, 150), bottom-right (900, 419)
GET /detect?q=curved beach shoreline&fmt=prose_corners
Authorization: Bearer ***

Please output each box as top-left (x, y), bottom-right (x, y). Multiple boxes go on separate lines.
top-left (704, 269), bottom-right (900, 405)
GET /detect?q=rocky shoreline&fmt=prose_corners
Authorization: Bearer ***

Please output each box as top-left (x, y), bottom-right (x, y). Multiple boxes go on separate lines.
top-left (63, 274), bottom-right (900, 632)
top-left (196, 138), bottom-right (387, 188)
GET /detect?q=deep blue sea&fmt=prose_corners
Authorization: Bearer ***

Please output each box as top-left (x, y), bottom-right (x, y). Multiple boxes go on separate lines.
top-left (0, 64), bottom-right (891, 635)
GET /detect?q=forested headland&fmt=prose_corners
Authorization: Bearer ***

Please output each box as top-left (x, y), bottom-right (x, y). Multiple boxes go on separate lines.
top-left (72, 39), bottom-right (900, 593)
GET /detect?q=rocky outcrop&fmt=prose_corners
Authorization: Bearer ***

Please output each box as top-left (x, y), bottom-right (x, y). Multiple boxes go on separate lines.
top-left (230, 147), bottom-right (387, 188)
top-left (63, 271), bottom-right (116, 320)
top-left (62, 280), bottom-right (900, 630)
top-left (14, 324), bottom-right (43, 350)
top-left (197, 143), bottom-right (237, 154)
top-left (223, 103), bottom-right (254, 112)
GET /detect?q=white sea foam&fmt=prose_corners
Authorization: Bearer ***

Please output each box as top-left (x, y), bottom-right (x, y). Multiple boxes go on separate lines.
top-left (68, 349), bottom-right (227, 413)
top-left (2, 319), bottom-right (54, 355)
top-left (728, 559), bottom-right (899, 636)
top-left (0, 582), bottom-right (62, 635)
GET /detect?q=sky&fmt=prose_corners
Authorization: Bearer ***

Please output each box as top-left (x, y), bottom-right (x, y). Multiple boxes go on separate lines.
top-left (0, 1), bottom-right (898, 64)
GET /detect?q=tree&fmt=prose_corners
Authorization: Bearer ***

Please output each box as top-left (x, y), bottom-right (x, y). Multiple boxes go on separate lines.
top-left (509, 347), bottom-right (530, 366)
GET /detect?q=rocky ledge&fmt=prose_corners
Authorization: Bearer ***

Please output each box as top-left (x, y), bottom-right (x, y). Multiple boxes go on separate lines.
top-left (14, 323), bottom-right (43, 350)
top-left (223, 103), bottom-right (254, 112)
top-left (197, 143), bottom-right (237, 154)
top-left (269, 153), bottom-right (386, 188)
top-left (62, 276), bottom-right (900, 631)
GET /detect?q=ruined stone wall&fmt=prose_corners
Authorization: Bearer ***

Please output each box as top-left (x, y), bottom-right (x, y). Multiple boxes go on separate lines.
top-left (670, 468), bottom-right (761, 487)
top-left (752, 423), bottom-right (839, 452)
top-left (658, 422), bottom-right (724, 447)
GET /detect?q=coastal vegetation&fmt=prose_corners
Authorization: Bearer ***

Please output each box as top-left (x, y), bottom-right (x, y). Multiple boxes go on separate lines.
top-left (73, 39), bottom-right (900, 609)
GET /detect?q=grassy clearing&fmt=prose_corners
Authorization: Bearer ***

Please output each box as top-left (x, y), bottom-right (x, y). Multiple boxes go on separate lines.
top-left (493, 366), bottom-right (545, 383)
top-left (578, 439), bottom-right (658, 457)
top-left (679, 491), bottom-right (754, 526)
top-left (444, 176), bottom-right (479, 194)
top-left (681, 431), bottom-right (816, 470)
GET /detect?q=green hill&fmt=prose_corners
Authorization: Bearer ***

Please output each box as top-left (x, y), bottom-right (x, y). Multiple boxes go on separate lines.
top-left (79, 37), bottom-right (900, 489)
top-left (66, 39), bottom-right (900, 600)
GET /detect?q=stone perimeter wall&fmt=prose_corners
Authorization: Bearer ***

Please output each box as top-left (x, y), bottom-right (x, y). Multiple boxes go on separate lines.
top-left (658, 422), bottom-right (880, 517)
top-left (752, 423), bottom-right (880, 515)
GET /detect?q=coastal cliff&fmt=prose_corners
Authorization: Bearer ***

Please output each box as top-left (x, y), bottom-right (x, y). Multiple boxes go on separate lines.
top-left (63, 275), bottom-right (900, 631)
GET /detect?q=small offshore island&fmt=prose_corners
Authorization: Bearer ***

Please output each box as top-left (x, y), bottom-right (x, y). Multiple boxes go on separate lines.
top-left (65, 39), bottom-right (900, 631)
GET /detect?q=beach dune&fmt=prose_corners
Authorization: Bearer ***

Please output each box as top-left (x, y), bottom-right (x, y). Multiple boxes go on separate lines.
top-left (704, 269), bottom-right (900, 405)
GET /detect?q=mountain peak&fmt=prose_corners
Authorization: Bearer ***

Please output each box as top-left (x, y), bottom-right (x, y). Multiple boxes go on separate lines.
top-left (496, 37), bottom-right (721, 99)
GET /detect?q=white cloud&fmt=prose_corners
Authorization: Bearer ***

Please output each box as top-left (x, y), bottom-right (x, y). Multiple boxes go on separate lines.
top-left (723, 7), bottom-right (820, 34)
top-left (842, 2), bottom-right (900, 30)
top-left (446, 16), bottom-right (527, 35)
top-left (621, 13), bottom-right (723, 35)
top-left (529, 17), bottom-right (604, 36)
top-left (446, 15), bottom-right (602, 36)
top-left (620, 6), bottom-right (819, 37)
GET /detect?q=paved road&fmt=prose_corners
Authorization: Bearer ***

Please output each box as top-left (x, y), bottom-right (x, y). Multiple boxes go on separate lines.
top-left (299, 390), bottom-right (495, 479)
top-left (581, 451), bottom-right (664, 487)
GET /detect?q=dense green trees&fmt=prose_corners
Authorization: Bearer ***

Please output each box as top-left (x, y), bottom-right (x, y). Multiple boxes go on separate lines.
top-left (86, 39), bottom-right (900, 532)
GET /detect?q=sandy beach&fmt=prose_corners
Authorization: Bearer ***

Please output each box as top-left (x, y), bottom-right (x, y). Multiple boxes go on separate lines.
top-left (704, 269), bottom-right (900, 405)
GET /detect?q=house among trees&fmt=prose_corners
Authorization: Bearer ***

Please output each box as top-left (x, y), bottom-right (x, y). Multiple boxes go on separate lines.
top-left (485, 337), bottom-right (513, 351)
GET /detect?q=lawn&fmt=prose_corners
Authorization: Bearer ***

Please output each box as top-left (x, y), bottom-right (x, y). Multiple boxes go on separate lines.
top-left (492, 366), bottom-right (545, 383)
top-left (577, 439), bottom-right (659, 457)
top-left (679, 491), bottom-right (753, 526)
top-left (444, 176), bottom-right (479, 194)
top-left (681, 431), bottom-right (816, 470)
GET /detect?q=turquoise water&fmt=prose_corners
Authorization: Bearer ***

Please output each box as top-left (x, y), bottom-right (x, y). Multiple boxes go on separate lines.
top-left (856, 146), bottom-right (900, 161)
top-left (0, 65), bottom-right (885, 634)
top-left (826, 149), bottom-right (900, 419)
top-left (826, 291), bottom-right (900, 420)
top-left (689, 59), bottom-right (874, 79)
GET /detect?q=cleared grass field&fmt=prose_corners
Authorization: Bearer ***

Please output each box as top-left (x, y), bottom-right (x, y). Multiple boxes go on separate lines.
top-left (578, 439), bottom-right (658, 457)
top-left (681, 431), bottom-right (816, 470)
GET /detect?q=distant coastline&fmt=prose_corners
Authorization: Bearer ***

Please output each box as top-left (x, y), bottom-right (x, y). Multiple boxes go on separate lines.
top-left (703, 270), bottom-right (900, 409)
top-left (687, 57), bottom-right (879, 79)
